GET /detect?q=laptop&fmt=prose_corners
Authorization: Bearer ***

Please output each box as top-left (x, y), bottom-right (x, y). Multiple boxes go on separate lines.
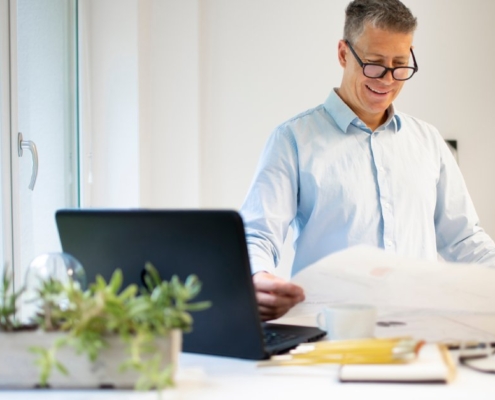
top-left (55, 209), bottom-right (325, 360)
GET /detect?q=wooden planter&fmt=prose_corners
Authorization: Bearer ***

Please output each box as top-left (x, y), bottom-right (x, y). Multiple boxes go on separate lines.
top-left (0, 329), bottom-right (181, 389)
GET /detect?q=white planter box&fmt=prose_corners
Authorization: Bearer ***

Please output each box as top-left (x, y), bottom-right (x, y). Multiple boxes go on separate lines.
top-left (0, 329), bottom-right (181, 389)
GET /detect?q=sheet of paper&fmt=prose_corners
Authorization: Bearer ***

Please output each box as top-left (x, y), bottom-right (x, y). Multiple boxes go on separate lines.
top-left (373, 307), bottom-right (495, 343)
top-left (282, 245), bottom-right (495, 343)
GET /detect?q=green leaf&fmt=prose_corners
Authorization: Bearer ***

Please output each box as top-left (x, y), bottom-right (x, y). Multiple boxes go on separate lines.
top-left (94, 275), bottom-right (108, 290)
top-left (2, 261), bottom-right (209, 392)
top-left (184, 301), bottom-right (212, 312)
top-left (108, 269), bottom-right (123, 293)
top-left (119, 284), bottom-right (138, 300)
top-left (144, 263), bottom-right (163, 288)
top-left (55, 361), bottom-right (69, 376)
top-left (127, 300), bottom-right (152, 317)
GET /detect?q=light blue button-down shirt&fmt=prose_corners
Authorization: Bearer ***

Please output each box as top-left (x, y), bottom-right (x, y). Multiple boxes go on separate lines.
top-left (240, 89), bottom-right (495, 276)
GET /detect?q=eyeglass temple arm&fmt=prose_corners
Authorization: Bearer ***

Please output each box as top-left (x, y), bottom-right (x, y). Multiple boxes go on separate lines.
top-left (410, 48), bottom-right (418, 72)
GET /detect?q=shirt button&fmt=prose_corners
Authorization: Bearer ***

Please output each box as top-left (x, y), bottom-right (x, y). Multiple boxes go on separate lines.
top-left (385, 203), bottom-right (391, 209)
top-left (386, 240), bottom-right (393, 247)
top-left (379, 166), bottom-right (385, 172)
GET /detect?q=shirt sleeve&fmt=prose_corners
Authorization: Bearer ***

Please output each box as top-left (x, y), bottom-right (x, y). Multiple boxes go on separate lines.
top-left (240, 127), bottom-right (299, 275)
top-left (434, 134), bottom-right (495, 266)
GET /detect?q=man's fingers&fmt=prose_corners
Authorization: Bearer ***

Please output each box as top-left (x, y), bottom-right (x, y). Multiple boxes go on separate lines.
top-left (256, 290), bottom-right (302, 321)
top-left (256, 290), bottom-right (297, 309)
top-left (258, 303), bottom-right (292, 321)
top-left (258, 305), bottom-right (286, 321)
top-left (252, 272), bottom-right (306, 321)
top-left (254, 278), bottom-right (301, 296)
top-left (253, 273), bottom-right (305, 300)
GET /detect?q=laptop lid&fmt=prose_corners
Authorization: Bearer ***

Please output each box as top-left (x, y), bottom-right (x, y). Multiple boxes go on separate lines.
top-left (55, 209), bottom-right (324, 360)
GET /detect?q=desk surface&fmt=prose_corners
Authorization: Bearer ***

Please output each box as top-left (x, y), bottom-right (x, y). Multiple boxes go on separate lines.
top-left (3, 313), bottom-right (495, 400)
top-left (2, 350), bottom-right (494, 400)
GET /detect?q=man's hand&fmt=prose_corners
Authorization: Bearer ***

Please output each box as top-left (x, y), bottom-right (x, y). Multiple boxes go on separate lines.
top-left (252, 272), bottom-right (305, 321)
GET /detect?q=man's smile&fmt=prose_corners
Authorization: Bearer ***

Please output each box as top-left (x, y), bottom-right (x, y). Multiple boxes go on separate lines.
top-left (366, 85), bottom-right (391, 95)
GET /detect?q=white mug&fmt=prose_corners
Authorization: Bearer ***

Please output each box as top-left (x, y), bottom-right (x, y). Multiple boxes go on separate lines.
top-left (316, 304), bottom-right (377, 340)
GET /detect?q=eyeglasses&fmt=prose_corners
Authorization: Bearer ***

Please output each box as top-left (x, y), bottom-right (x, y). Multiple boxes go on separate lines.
top-left (459, 342), bottom-right (495, 374)
top-left (345, 40), bottom-right (418, 81)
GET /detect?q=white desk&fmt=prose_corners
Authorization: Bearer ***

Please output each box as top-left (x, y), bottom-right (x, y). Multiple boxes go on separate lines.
top-left (3, 312), bottom-right (495, 400)
top-left (174, 350), bottom-right (495, 400)
top-left (2, 348), bottom-right (494, 400)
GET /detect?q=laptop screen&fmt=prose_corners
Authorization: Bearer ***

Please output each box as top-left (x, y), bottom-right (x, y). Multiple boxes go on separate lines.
top-left (56, 209), bottom-right (325, 359)
top-left (56, 209), bottom-right (269, 359)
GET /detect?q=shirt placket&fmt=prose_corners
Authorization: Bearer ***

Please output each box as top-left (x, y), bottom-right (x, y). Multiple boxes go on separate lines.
top-left (370, 131), bottom-right (395, 252)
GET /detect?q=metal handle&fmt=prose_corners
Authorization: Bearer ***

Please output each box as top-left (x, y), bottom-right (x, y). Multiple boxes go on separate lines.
top-left (18, 132), bottom-right (38, 190)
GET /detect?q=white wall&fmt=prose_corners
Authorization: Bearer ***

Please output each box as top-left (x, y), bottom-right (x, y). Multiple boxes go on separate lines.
top-left (139, 0), bottom-right (200, 208)
top-left (80, 0), bottom-right (200, 208)
top-left (82, 0), bottom-right (495, 276)
top-left (199, 0), bottom-right (339, 208)
top-left (80, 0), bottom-right (140, 207)
top-left (396, 0), bottom-right (495, 237)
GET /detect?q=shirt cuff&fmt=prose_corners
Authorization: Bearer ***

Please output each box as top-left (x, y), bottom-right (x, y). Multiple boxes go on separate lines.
top-left (248, 253), bottom-right (276, 276)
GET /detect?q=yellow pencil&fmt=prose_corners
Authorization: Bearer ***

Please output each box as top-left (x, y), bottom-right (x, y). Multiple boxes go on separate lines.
top-left (258, 337), bottom-right (424, 367)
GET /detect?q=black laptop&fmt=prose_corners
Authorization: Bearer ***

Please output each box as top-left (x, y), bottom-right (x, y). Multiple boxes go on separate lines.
top-left (55, 209), bottom-right (325, 360)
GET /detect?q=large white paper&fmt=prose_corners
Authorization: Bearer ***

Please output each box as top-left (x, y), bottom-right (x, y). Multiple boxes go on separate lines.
top-left (281, 246), bottom-right (495, 343)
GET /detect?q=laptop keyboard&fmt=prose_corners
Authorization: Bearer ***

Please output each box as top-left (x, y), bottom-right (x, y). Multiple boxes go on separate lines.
top-left (263, 331), bottom-right (298, 347)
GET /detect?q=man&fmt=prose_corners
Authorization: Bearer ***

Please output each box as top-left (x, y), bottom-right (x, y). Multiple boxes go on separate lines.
top-left (240, 0), bottom-right (495, 321)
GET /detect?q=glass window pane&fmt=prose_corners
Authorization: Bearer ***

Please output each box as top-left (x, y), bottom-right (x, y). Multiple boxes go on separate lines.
top-left (16, 0), bottom-right (78, 292)
top-left (0, 0), bottom-right (9, 279)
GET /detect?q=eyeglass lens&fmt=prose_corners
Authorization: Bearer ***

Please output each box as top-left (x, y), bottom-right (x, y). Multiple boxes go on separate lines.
top-left (363, 65), bottom-right (414, 80)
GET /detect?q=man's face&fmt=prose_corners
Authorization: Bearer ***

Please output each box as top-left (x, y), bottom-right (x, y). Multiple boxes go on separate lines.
top-left (338, 24), bottom-right (414, 127)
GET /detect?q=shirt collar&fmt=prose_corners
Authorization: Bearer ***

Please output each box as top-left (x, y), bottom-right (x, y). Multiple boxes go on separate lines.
top-left (323, 88), bottom-right (402, 133)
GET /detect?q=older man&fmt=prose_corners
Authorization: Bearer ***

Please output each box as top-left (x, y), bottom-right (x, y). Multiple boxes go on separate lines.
top-left (240, 0), bottom-right (495, 321)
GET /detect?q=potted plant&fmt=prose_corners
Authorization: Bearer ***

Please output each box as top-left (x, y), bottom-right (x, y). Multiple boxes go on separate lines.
top-left (0, 260), bottom-right (210, 390)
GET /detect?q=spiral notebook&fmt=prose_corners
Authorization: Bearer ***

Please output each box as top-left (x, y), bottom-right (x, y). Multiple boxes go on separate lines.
top-left (339, 344), bottom-right (456, 383)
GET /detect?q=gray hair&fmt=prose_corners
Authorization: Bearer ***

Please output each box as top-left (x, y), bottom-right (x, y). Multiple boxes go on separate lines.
top-left (344, 0), bottom-right (417, 44)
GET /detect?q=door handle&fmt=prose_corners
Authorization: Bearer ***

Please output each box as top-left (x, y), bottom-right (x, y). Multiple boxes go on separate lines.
top-left (18, 132), bottom-right (38, 190)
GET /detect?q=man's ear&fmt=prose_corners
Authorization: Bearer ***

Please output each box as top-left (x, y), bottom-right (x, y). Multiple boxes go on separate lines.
top-left (338, 40), bottom-right (348, 68)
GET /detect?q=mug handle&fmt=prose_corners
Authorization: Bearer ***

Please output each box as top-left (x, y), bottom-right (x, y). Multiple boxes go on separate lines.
top-left (316, 311), bottom-right (326, 331)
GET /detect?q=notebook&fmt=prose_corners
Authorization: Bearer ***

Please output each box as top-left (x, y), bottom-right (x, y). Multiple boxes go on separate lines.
top-left (55, 209), bottom-right (325, 360)
top-left (339, 344), bottom-right (456, 383)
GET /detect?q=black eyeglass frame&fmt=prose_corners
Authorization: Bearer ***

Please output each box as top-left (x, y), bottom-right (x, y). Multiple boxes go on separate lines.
top-left (459, 343), bottom-right (495, 374)
top-left (345, 40), bottom-right (418, 81)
